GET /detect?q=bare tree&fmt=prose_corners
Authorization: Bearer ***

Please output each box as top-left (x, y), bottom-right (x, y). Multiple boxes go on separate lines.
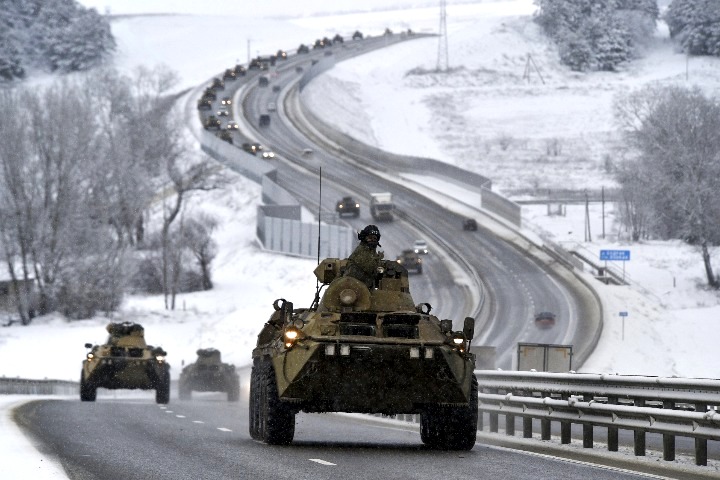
top-left (614, 85), bottom-right (720, 287)
top-left (182, 213), bottom-right (218, 290)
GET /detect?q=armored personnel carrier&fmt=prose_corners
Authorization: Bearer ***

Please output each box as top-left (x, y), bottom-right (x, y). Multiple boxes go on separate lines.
top-left (250, 257), bottom-right (478, 449)
top-left (179, 348), bottom-right (240, 402)
top-left (81, 322), bottom-right (170, 404)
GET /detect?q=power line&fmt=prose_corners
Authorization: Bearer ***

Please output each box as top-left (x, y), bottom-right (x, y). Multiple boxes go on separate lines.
top-left (436, 0), bottom-right (448, 72)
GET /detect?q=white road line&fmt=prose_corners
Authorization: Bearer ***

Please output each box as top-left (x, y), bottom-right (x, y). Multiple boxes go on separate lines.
top-left (176, 415), bottom-right (186, 418)
top-left (193, 420), bottom-right (204, 424)
top-left (217, 427), bottom-right (232, 432)
top-left (309, 459), bottom-right (336, 466)
top-left (165, 410), bottom-right (174, 413)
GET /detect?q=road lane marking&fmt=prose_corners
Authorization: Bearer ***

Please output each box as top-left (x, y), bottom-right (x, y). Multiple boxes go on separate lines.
top-left (193, 420), bottom-right (204, 424)
top-left (176, 415), bottom-right (186, 418)
top-left (217, 427), bottom-right (232, 432)
top-left (309, 459), bottom-right (336, 466)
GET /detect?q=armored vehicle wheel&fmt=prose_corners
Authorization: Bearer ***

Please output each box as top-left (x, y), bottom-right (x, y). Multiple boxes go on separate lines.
top-left (178, 381), bottom-right (191, 400)
top-left (249, 363), bottom-right (261, 439)
top-left (155, 370), bottom-right (171, 404)
top-left (227, 376), bottom-right (240, 402)
top-left (80, 371), bottom-right (96, 402)
top-left (420, 375), bottom-right (478, 450)
top-left (257, 358), bottom-right (295, 445)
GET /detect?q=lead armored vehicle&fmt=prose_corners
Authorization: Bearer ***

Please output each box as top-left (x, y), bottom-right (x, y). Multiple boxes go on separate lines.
top-left (179, 348), bottom-right (240, 402)
top-left (250, 257), bottom-right (478, 449)
top-left (81, 322), bottom-right (170, 404)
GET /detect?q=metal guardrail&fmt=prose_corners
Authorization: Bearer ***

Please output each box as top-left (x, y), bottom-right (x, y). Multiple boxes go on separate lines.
top-left (475, 370), bottom-right (720, 467)
top-left (0, 377), bottom-right (78, 395)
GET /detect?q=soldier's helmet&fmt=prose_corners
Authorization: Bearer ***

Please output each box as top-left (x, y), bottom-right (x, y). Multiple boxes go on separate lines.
top-left (358, 224), bottom-right (381, 247)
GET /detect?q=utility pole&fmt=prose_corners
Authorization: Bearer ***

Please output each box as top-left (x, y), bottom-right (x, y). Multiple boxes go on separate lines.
top-left (247, 39), bottom-right (251, 64)
top-left (437, 0), bottom-right (449, 72)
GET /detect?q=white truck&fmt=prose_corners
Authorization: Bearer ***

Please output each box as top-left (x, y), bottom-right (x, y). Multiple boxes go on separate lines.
top-left (369, 192), bottom-right (394, 221)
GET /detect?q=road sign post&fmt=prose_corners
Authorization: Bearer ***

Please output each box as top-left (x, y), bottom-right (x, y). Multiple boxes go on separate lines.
top-left (619, 311), bottom-right (628, 340)
top-left (600, 250), bottom-right (630, 282)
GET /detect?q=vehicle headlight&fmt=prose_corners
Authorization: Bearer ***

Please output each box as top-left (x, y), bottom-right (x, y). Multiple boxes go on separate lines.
top-left (87, 353), bottom-right (94, 361)
top-left (284, 327), bottom-right (301, 348)
top-left (156, 355), bottom-right (166, 362)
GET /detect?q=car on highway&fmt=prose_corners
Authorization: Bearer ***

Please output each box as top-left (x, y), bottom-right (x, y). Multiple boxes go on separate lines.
top-left (535, 311), bottom-right (556, 329)
top-left (225, 121), bottom-right (239, 130)
top-left (241, 142), bottom-right (264, 155)
top-left (262, 150), bottom-right (276, 159)
top-left (463, 218), bottom-right (478, 231)
top-left (413, 240), bottom-right (428, 255)
top-left (217, 106), bottom-right (230, 117)
top-left (396, 249), bottom-right (422, 274)
top-left (267, 101), bottom-right (276, 112)
top-left (221, 96), bottom-right (232, 106)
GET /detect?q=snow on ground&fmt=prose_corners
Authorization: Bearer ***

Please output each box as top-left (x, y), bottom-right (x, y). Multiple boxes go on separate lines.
top-left (3, 0), bottom-right (720, 477)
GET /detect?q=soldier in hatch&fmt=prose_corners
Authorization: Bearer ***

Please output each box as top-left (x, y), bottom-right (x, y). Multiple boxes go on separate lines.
top-left (343, 225), bottom-right (384, 289)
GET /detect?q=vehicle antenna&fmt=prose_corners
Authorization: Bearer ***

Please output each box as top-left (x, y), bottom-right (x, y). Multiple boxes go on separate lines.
top-left (312, 167), bottom-right (322, 310)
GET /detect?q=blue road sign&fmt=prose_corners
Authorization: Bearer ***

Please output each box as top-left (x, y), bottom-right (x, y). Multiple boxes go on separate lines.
top-left (600, 249), bottom-right (630, 261)
top-left (619, 311), bottom-right (628, 317)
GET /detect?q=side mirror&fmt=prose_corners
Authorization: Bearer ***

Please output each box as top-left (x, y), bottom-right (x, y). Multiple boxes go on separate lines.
top-left (463, 317), bottom-right (475, 341)
top-left (84, 343), bottom-right (92, 349)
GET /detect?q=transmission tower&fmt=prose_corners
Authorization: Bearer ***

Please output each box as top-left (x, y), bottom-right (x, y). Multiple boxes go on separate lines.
top-left (436, 0), bottom-right (449, 71)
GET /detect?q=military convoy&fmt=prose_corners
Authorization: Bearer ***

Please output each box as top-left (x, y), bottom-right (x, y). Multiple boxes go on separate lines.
top-left (370, 192), bottom-right (394, 221)
top-left (179, 348), bottom-right (240, 402)
top-left (396, 249), bottom-right (423, 274)
top-left (335, 196), bottom-right (360, 217)
top-left (80, 322), bottom-right (170, 404)
top-left (250, 256), bottom-right (478, 449)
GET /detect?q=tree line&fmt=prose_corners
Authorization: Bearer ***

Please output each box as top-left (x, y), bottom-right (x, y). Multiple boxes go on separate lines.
top-left (534, 0), bottom-right (720, 72)
top-left (0, 0), bottom-right (115, 82)
top-left (0, 67), bottom-right (225, 324)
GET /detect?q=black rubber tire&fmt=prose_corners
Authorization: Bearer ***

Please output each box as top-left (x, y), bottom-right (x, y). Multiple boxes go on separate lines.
top-left (155, 368), bottom-right (171, 404)
top-left (420, 375), bottom-right (478, 450)
top-left (227, 375), bottom-right (240, 402)
top-left (249, 362), bottom-right (260, 439)
top-left (80, 371), bottom-right (96, 402)
top-left (257, 358), bottom-right (295, 445)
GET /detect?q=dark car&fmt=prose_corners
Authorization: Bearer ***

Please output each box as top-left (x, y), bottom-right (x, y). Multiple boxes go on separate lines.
top-left (259, 114), bottom-right (271, 127)
top-left (352, 30), bottom-right (364, 40)
top-left (210, 77), bottom-right (224, 90)
top-left (463, 218), bottom-right (478, 231)
top-left (335, 196), bottom-right (360, 217)
top-left (333, 33), bottom-right (344, 44)
top-left (223, 68), bottom-right (237, 80)
top-left (276, 49), bottom-right (287, 60)
top-left (535, 311), bottom-right (556, 329)
top-left (217, 130), bottom-right (233, 144)
top-left (258, 76), bottom-right (269, 87)
top-left (197, 98), bottom-right (212, 110)
top-left (233, 64), bottom-right (247, 76)
top-left (204, 115), bottom-right (221, 130)
top-left (297, 43), bottom-right (310, 54)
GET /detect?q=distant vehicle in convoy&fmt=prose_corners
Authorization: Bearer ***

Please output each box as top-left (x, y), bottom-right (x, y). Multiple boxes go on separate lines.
top-left (267, 101), bottom-right (277, 112)
top-left (217, 106), bottom-right (230, 117)
top-left (384, 27), bottom-right (393, 36)
top-left (203, 88), bottom-right (217, 100)
top-left (335, 196), bottom-right (360, 217)
top-left (313, 38), bottom-right (326, 49)
top-left (249, 257), bottom-right (478, 449)
top-left (276, 49), bottom-right (287, 60)
top-left (221, 96), bottom-right (232, 106)
top-left (332, 33), bottom-right (344, 44)
top-left (272, 85), bottom-right (281, 93)
top-left (242, 142), bottom-right (264, 155)
top-left (258, 76), bottom-right (269, 87)
top-left (396, 249), bottom-right (423, 274)
top-left (262, 150), bottom-right (276, 159)
top-left (223, 68), bottom-right (237, 80)
top-left (197, 98), bottom-right (212, 110)
top-left (217, 130), bottom-right (233, 144)
top-left (81, 322), bottom-right (170, 404)
top-left (210, 77), bottom-right (224, 90)
top-left (259, 114), bottom-right (271, 127)
top-left (535, 311), bottom-right (556, 329)
top-left (413, 240), bottom-right (428, 255)
top-left (179, 348), bottom-right (239, 402)
top-left (295, 66), bottom-right (304, 73)
top-left (204, 115), bottom-right (221, 130)
top-left (352, 30), bottom-right (364, 40)
top-left (233, 64), bottom-right (247, 76)
top-left (463, 218), bottom-right (478, 231)
top-left (226, 121), bottom-right (239, 130)
top-left (369, 192), bottom-right (394, 221)
top-left (297, 43), bottom-right (310, 54)
top-left (302, 148), bottom-right (313, 156)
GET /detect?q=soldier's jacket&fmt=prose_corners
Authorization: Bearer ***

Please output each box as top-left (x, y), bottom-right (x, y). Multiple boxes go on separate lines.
top-left (343, 243), bottom-right (384, 288)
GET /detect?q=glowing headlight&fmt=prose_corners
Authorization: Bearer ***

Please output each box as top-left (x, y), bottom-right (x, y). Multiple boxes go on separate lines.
top-left (87, 353), bottom-right (94, 361)
top-left (409, 347), bottom-right (420, 358)
top-left (284, 327), bottom-right (300, 348)
top-left (156, 355), bottom-right (165, 362)
top-left (452, 337), bottom-right (464, 345)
